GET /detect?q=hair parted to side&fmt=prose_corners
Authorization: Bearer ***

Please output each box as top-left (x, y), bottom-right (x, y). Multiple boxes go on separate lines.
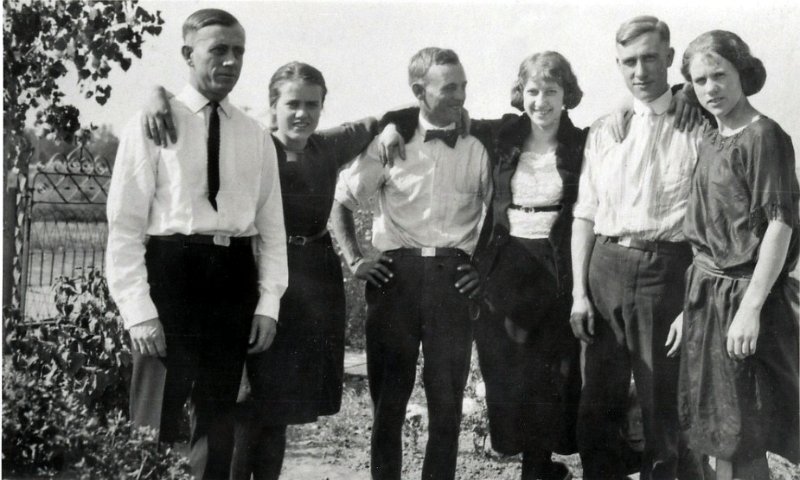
top-left (269, 62), bottom-right (328, 107)
top-left (680, 30), bottom-right (766, 96)
top-left (182, 8), bottom-right (240, 41)
top-left (510, 51), bottom-right (583, 111)
top-left (268, 62), bottom-right (328, 131)
top-left (408, 47), bottom-right (460, 86)
top-left (616, 15), bottom-right (670, 46)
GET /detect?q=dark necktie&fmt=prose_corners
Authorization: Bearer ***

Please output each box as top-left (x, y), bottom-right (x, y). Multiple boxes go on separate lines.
top-left (423, 129), bottom-right (459, 148)
top-left (207, 101), bottom-right (220, 211)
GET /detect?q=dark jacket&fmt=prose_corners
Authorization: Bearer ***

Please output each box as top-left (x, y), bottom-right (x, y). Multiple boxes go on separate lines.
top-left (379, 108), bottom-right (588, 324)
top-left (471, 111), bottom-right (587, 297)
top-left (379, 108), bottom-right (587, 295)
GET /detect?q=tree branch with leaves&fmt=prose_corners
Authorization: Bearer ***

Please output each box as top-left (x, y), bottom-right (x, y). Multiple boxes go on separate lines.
top-left (3, 0), bottom-right (165, 168)
top-left (2, 0), bottom-right (164, 310)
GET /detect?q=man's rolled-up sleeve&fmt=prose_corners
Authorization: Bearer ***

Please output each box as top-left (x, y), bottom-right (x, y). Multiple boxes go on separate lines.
top-left (334, 138), bottom-right (387, 211)
top-left (572, 124), bottom-right (601, 222)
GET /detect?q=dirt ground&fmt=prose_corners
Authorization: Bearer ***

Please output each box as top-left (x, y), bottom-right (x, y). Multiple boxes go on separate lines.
top-left (281, 375), bottom-right (799, 480)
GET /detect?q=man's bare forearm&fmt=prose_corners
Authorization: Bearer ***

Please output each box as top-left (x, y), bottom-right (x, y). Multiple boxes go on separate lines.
top-left (571, 217), bottom-right (596, 299)
top-left (330, 200), bottom-right (364, 266)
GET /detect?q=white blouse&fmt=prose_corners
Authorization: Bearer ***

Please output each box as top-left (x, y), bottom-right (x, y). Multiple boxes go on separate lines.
top-left (508, 150), bottom-right (563, 239)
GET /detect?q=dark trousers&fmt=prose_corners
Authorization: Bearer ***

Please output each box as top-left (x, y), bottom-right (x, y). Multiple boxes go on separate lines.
top-left (230, 400), bottom-right (287, 480)
top-left (130, 237), bottom-right (257, 480)
top-left (365, 253), bottom-right (474, 480)
top-left (578, 237), bottom-right (703, 480)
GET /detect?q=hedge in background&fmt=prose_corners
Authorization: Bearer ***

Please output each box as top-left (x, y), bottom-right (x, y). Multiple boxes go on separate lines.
top-left (2, 270), bottom-right (192, 478)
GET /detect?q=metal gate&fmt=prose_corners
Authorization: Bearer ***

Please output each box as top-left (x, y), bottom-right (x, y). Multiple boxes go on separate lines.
top-left (21, 145), bottom-right (112, 319)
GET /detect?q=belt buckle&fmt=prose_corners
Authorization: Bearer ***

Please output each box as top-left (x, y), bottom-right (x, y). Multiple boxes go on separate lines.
top-left (213, 234), bottom-right (231, 247)
top-left (420, 247), bottom-right (436, 257)
top-left (618, 236), bottom-right (633, 248)
top-left (288, 235), bottom-right (307, 246)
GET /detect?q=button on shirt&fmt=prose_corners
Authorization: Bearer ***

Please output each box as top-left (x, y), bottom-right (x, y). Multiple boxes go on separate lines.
top-left (573, 89), bottom-right (703, 241)
top-left (335, 115), bottom-right (491, 255)
top-left (106, 85), bottom-right (288, 328)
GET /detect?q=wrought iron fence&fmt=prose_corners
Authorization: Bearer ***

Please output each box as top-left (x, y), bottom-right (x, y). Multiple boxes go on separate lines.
top-left (20, 145), bottom-right (112, 319)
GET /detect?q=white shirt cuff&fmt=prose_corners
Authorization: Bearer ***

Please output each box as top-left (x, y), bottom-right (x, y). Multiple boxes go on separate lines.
top-left (255, 291), bottom-right (281, 321)
top-left (119, 297), bottom-right (159, 330)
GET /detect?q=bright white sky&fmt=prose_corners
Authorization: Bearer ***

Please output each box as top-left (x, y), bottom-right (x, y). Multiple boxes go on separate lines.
top-left (62, 0), bottom-right (800, 141)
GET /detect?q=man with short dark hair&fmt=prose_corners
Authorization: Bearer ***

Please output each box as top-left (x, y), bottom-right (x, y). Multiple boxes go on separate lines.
top-left (331, 47), bottom-right (491, 480)
top-left (106, 8), bottom-right (287, 479)
top-left (569, 15), bottom-right (705, 480)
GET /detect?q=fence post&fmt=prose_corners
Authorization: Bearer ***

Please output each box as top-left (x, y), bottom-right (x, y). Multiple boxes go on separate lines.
top-left (3, 178), bottom-right (17, 310)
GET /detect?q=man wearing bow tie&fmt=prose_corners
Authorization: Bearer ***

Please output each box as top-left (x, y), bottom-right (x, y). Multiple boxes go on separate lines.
top-left (331, 47), bottom-right (491, 480)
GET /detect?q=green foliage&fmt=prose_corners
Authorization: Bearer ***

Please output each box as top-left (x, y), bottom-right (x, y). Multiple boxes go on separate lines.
top-left (5, 269), bottom-right (131, 415)
top-left (69, 411), bottom-right (193, 480)
top-left (3, 0), bottom-right (164, 168)
top-left (333, 205), bottom-right (376, 349)
top-left (1, 271), bottom-right (192, 478)
top-left (2, 367), bottom-right (193, 479)
top-left (2, 364), bottom-right (84, 474)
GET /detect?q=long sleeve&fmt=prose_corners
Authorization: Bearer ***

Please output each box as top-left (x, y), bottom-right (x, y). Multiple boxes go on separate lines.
top-left (106, 113), bottom-right (160, 329)
top-left (572, 120), bottom-right (601, 223)
top-left (253, 135), bottom-right (288, 320)
top-left (317, 117), bottom-right (379, 168)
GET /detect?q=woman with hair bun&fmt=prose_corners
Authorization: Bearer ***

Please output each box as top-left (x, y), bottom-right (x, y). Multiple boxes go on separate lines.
top-left (678, 30), bottom-right (799, 480)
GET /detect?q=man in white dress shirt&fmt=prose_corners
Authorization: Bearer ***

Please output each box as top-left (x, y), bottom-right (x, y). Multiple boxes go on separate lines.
top-left (106, 9), bottom-right (287, 479)
top-left (331, 47), bottom-right (491, 480)
top-left (569, 15), bottom-right (705, 480)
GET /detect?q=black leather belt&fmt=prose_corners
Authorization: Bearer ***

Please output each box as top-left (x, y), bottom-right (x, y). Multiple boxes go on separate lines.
top-left (150, 234), bottom-right (253, 247)
top-left (385, 247), bottom-right (468, 258)
top-left (598, 235), bottom-right (688, 255)
top-left (287, 229), bottom-right (328, 246)
top-left (508, 203), bottom-right (562, 213)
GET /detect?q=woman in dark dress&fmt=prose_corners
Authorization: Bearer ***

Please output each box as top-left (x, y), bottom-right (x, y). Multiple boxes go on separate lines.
top-left (677, 31), bottom-right (799, 480)
top-left (144, 62), bottom-right (380, 480)
top-left (229, 62), bottom-right (381, 480)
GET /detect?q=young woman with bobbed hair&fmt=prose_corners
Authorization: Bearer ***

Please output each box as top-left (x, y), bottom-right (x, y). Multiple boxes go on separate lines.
top-left (677, 30), bottom-right (799, 480)
top-left (469, 51), bottom-right (586, 480)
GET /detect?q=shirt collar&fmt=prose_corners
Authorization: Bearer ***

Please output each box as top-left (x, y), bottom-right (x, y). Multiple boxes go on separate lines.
top-left (417, 113), bottom-right (456, 134)
top-left (632, 88), bottom-right (672, 116)
top-left (176, 85), bottom-right (232, 118)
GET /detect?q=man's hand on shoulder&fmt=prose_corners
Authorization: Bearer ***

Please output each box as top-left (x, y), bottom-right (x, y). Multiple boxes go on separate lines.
top-left (141, 85), bottom-right (177, 146)
top-left (248, 315), bottom-right (277, 354)
top-left (129, 318), bottom-right (167, 357)
top-left (377, 124), bottom-right (406, 167)
top-left (668, 84), bottom-right (703, 132)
